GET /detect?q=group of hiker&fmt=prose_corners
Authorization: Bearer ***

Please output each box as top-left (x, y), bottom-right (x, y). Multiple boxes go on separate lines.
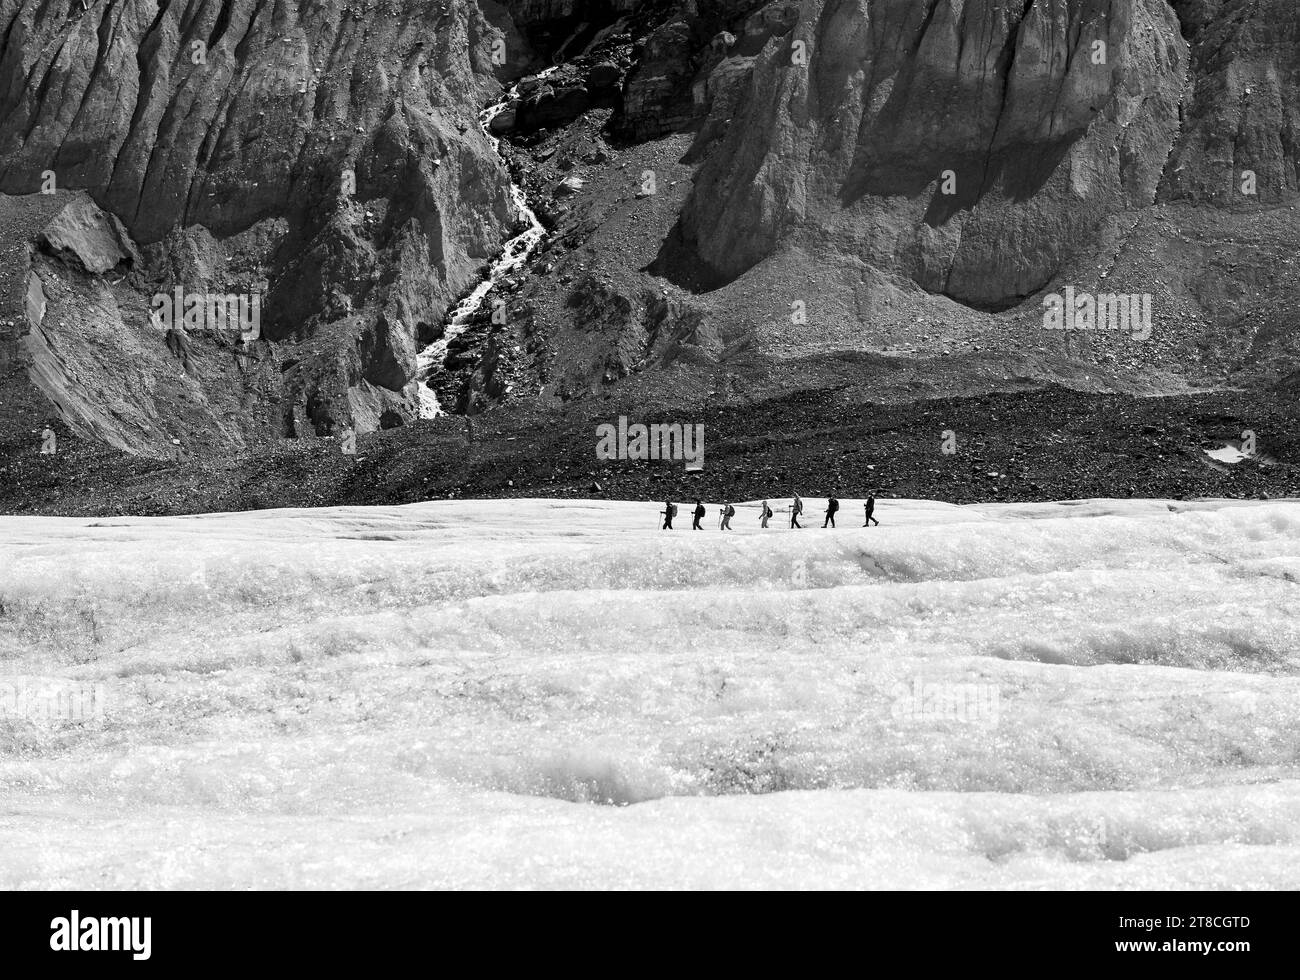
top-left (660, 494), bottom-right (879, 530)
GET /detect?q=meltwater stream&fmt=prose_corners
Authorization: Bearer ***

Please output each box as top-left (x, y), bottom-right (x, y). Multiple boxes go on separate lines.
top-left (417, 70), bottom-right (558, 419)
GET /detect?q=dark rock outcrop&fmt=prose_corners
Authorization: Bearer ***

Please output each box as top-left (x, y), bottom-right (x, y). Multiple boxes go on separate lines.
top-left (617, 0), bottom-right (769, 141)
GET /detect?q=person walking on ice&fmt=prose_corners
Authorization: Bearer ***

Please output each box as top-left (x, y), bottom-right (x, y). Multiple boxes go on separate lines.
top-left (721, 502), bottom-right (735, 530)
top-left (692, 499), bottom-right (706, 530)
top-left (863, 494), bottom-right (879, 527)
top-left (790, 493), bottom-right (803, 529)
top-left (823, 496), bottom-right (839, 528)
top-left (760, 499), bottom-right (773, 528)
top-left (662, 500), bottom-right (676, 530)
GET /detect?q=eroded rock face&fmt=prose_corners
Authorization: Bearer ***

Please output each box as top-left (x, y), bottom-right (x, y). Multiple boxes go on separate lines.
top-left (0, 0), bottom-right (525, 451)
top-left (443, 0), bottom-right (1300, 410)
top-left (1160, 0), bottom-right (1300, 204)
top-left (0, 0), bottom-right (506, 244)
top-left (672, 0), bottom-right (1191, 308)
top-left (664, 0), bottom-right (1300, 313)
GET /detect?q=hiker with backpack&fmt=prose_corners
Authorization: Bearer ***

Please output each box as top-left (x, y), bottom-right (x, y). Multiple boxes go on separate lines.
top-left (863, 494), bottom-right (879, 527)
top-left (760, 499), bottom-right (773, 528)
top-left (662, 500), bottom-right (676, 530)
top-left (823, 496), bottom-right (839, 528)
top-left (692, 499), bottom-right (706, 530)
top-left (790, 494), bottom-right (803, 529)
top-left (721, 502), bottom-right (735, 530)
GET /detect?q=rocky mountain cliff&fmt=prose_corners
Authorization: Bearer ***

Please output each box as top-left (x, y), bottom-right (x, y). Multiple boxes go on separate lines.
top-left (2, 0), bottom-right (1299, 467)
top-left (668, 0), bottom-right (1299, 311)
top-left (1, 0), bottom-right (530, 455)
top-left (676, 0), bottom-right (1188, 306)
top-left (453, 0), bottom-right (1300, 411)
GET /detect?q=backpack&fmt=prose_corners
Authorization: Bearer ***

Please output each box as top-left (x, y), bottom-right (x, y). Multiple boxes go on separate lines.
top-left (763, 504), bottom-right (772, 518)
top-left (725, 504), bottom-right (735, 517)
top-left (828, 498), bottom-right (839, 513)
top-left (669, 504), bottom-right (677, 517)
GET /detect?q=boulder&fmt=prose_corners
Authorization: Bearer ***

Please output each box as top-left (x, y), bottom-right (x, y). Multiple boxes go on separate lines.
top-left (489, 102), bottom-right (520, 135)
top-left (517, 86), bottom-right (593, 131)
top-left (40, 197), bottom-right (141, 274)
top-left (554, 176), bottom-right (586, 197)
top-left (586, 62), bottom-right (622, 90)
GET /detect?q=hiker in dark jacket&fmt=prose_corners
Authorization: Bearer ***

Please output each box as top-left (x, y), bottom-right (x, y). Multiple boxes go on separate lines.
top-left (662, 501), bottom-right (675, 530)
top-left (790, 494), bottom-right (803, 529)
top-left (692, 499), bottom-right (706, 530)
top-left (823, 496), bottom-right (839, 528)
top-left (863, 495), bottom-right (879, 526)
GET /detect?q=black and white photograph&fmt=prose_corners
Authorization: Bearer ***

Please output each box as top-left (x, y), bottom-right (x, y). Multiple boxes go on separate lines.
top-left (0, 0), bottom-right (1295, 937)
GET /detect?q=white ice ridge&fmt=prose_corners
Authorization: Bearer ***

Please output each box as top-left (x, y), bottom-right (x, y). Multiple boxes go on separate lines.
top-left (2, 497), bottom-right (1299, 888)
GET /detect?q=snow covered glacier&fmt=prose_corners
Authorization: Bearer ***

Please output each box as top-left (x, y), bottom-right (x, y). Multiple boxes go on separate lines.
top-left (1, 497), bottom-right (1298, 889)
